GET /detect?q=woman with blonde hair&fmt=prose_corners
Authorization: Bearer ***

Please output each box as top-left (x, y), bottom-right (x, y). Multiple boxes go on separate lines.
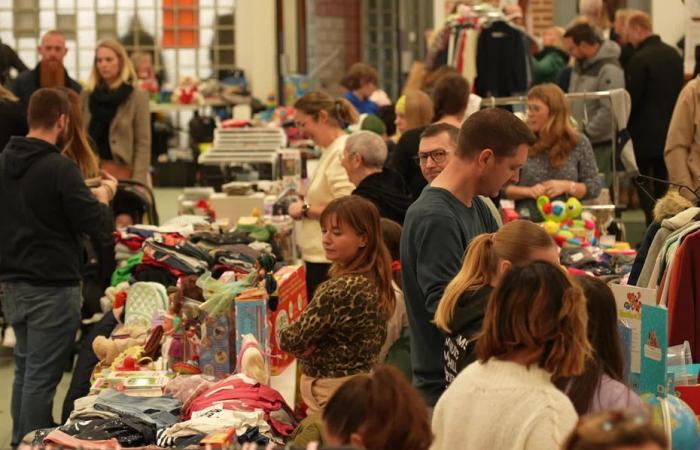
top-left (432, 261), bottom-right (591, 450)
top-left (392, 89), bottom-right (433, 142)
top-left (288, 91), bottom-right (359, 298)
top-left (83, 39), bottom-right (151, 185)
top-left (0, 84), bottom-right (26, 151)
top-left (504, 83), bottom-right (601, 221)
top-left (435, 220), bottom-right (559, 383)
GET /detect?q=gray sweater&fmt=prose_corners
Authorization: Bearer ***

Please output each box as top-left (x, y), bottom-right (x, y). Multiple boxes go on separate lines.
top-left (515, 134), bottom-right (602, 221)
top-left (569, 40), bottom-right (625, 144)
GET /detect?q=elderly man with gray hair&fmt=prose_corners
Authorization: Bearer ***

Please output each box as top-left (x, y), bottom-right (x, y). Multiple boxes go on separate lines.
top-left (341, 130), bottom-right (412, 224)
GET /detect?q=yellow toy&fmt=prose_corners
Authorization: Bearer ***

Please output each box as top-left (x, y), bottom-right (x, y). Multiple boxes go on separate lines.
top-left (537, 196), bottom-right (596, 247)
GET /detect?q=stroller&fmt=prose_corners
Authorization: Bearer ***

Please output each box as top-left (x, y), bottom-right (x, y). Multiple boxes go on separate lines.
top-left (112, 179), bottom-right (160, 226)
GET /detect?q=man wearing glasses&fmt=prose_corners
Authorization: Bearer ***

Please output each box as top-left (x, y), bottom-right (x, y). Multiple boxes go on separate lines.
top-left (401, 109), bottom-right (536, 409)
top-left (415, 123), bottom-right (459, 183)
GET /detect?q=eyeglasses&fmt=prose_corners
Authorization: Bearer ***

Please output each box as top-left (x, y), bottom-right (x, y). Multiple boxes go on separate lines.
top-left (413, 149), bottom-right (449, 166)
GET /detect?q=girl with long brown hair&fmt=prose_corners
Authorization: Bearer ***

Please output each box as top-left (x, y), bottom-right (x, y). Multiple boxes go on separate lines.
top-left (432, 262), bottom-right (591, 450)
top-left (556, 276), bottom-right (643, 414)
top-left (504, 83), bottom-right (601, 221)
top-left (323, 364), bottom-right (432, 450)
top-left (434, 220), bottom-right (559, 383)
top-left (279, 196), bottom-right (395, 414)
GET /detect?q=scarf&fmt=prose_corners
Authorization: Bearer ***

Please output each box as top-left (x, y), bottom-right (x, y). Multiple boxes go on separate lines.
top-left (88, 83), bottom-right (133, 161)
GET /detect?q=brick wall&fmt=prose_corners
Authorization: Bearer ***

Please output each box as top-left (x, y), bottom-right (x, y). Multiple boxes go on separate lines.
top-left (310, 0), bottom-right (360, 93)
top-left (526, 0), bottom-right (555, 36)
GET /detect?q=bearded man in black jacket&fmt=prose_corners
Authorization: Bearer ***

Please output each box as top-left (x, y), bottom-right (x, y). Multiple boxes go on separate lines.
top-left (341, 130), bottom-right (412, 225)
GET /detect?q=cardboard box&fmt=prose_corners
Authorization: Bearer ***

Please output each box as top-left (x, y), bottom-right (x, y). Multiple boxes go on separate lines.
top-left (269, 265), bottom-right (308, 375)
top-left (198, 306), bottom-right (236, 380)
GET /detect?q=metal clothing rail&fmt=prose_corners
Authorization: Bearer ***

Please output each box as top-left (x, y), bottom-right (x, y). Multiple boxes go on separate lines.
top-left (482, 90), bottom-right (622, 215)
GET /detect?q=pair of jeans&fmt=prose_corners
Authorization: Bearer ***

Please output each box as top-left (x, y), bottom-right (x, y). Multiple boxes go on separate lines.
top-left (635, 157), bottom-right (669, 226)
top-left (94, 389), bottom-right (181, 428)
top-left (0, 281), bottom-right (81, 447)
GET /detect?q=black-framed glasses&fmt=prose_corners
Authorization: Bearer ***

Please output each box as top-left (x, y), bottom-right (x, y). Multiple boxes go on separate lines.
top-left (413, 149), bottom-right (449, 166)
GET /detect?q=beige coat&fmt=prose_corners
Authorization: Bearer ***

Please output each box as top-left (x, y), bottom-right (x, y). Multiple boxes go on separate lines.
top-left (82, 87), bottom-right (151, 185)
top-left (665, 75), bottom-right (700, 200)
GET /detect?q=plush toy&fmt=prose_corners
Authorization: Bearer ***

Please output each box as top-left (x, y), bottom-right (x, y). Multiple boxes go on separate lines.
top-left (537, 196), bottom-right (596, 247)
top-left (93, 325), bottom-right (149, 365)
top-left (172, 76), bottom-right (202, 104)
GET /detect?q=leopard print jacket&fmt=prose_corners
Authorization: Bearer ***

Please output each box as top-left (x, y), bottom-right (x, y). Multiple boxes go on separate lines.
top-left (279, 273), bottom-right (386, 378)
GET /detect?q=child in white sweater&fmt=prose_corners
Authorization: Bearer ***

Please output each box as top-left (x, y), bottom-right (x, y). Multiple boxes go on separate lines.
top-left (431, 262), bottom-right (592, 450)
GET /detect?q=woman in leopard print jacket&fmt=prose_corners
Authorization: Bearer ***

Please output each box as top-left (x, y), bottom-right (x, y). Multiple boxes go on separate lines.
top-left (280, 196), bottom-right (396, 414)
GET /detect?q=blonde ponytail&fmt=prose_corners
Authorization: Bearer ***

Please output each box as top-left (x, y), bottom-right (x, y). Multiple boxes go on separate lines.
top-left (435, 234), bottom-right (497, 333)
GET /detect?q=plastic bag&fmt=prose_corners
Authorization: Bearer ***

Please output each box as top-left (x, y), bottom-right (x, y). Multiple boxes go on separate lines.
top-left (196, 271), bottom-right (247, 317)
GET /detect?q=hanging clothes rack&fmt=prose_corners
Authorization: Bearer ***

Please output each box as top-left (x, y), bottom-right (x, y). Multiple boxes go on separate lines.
top-left (482, 90), bottom-right (622, 215)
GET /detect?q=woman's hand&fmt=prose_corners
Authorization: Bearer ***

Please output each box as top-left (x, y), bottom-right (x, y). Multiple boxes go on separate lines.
top-left (529, 183), bottom-right (546, 199)
top-left (543, 180), bottom-right (574, 198)
top-left (288, 201), bottom-right (304, 220)
top-left (301, 346), bottom-right (317, 358)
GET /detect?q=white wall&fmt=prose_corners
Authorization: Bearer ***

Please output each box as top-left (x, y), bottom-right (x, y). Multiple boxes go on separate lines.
top-left (652, 0), bottom-right (685, 48)
top-left (235, 0), bottom-right (277, 100)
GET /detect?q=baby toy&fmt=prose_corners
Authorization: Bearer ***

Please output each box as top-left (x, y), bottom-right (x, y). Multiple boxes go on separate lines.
top-left (537, 196), bottom-right (596, 247)
top-left (93, 325), bottom-right (149, 365)
top-left (172, 76), bottom-right (202, 104)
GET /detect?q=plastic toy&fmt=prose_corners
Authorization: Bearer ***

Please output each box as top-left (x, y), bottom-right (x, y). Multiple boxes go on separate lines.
top-left (537, 196), bottom-right (596, 247)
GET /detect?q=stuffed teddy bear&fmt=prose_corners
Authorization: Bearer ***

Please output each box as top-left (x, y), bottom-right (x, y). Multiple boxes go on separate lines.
top-left (172, 76), bottom-right (202, 105)
top-left (93, 325), bottom-right (149, 365)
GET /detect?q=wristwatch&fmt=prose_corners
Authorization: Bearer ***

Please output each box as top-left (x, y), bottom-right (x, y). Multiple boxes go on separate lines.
top-left (301, 202), bottom-right (310, 218)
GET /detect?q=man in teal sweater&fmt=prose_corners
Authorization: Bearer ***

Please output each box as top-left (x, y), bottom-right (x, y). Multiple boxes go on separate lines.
top-left (401, 108), bottom-right (536, 407)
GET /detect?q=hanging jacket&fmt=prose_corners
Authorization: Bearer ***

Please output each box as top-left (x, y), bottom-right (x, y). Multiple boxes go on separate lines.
top-left (569, 40), bottom-right (625, 144)
top-left (627, 35), bottom-right (684, 161)
top-left (474, 20), bottom-right (528, 97)
top-left (636, 207), bottom-right (700, 287)
top-left (667, 230), bottom-right (700, 361)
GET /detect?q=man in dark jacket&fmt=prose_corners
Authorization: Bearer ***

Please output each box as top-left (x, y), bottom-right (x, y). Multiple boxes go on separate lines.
top-left (10, 31), bottom-right (81, 120)
top-left (626, 11), bottom-right (684, 225)
top-left (341, 130), bottom-right (412, 225)
top-left (0, 88), bottom-right (115, 446)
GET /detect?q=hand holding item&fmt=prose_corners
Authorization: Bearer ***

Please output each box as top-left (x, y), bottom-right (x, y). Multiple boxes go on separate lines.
top-left (543, 179), bottom-right (574, 198)
top-left (529, 183), bottom-right (546, 199)
top-left (288, 200), bottom-right (304, 220)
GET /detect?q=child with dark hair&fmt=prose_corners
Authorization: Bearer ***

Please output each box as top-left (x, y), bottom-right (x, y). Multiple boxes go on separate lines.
top-left (323, 364), bottom-right (432, 450)
top-left (555, 276), bottom-right (643, 414)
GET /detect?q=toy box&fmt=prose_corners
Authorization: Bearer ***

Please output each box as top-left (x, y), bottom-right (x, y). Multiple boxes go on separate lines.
top-left (269, 265), bottom-right (308, 375)
top-left (235, 295), bottom-right (268, 355)
top-left (198, 305), bottom-right (236, 379)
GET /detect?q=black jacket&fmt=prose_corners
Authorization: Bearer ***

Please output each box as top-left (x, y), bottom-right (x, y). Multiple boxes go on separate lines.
top-left (444, 285), bottom-right (493, 384)
top-left (10, 62), bottom-right (81, 117)
top-left (474, 20), bottom-right (528, 97)
top-left (0, 41), bottom-right (28, 85)
top-left (0, 99), bottom-right (27, 151)
top-left (352, 168), bottom-right (413, 225)
top-left (0, 137), bottom-right (113, 285)
top-left (627, 35), bottom-right (684, 161)
top-left (389, 126), bottom-right (427, 202)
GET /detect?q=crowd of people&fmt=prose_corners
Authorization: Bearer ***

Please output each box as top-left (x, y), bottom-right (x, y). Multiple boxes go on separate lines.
top-left (0, 1), bottom-right (695, 449)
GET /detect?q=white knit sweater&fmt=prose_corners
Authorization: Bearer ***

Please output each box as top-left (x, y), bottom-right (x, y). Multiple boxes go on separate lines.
top-left (431, 358), bottom-right (578, 450)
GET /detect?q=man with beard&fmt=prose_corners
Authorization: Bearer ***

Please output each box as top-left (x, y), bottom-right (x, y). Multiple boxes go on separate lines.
top-left (0, 88), bottom-right (114, 446)
top-left (11, 31), bottom-right (81, 121)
